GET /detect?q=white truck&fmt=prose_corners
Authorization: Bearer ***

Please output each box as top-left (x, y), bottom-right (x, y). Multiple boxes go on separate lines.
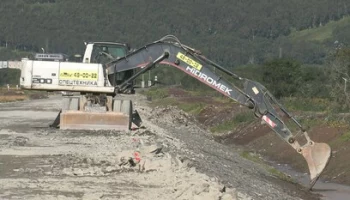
top-left (20, 42), bottom-right (140, 130)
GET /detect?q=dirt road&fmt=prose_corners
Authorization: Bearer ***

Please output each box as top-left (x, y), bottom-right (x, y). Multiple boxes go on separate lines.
top-left (0, 95), bottom-right (318, 200)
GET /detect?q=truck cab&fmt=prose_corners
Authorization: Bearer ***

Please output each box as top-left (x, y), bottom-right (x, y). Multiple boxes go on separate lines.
top-left (82, 42), bottom-right (135, 89)
top-left (83, 42), bottom-right (130, 64)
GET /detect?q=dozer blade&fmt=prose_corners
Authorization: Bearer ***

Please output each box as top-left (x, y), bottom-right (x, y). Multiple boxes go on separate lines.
top-left (60, 111), bottom-right (130, 130)
top-left (301, 142), bottom-right (331, 190)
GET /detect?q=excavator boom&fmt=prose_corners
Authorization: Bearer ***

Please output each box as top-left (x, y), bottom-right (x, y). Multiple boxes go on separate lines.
top-left (106, 35), bottom-right (331, 189)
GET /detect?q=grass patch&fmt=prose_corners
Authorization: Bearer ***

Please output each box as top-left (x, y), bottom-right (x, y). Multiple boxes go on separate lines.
top-left (289, 17), bottom-right (350, 42)
top-left (240, 151), bottom-right (263, 164)
top-left (143, 88), bottom-right (211, 114)
top-left (339, 131), bottom-right (350, 142)
top-left (0, 88), bottom-right (48, 102)
top-left (150, 99), bottom-right (207, 115)
top-left (240, 151), bottom-right (294, 182)
top-left (0, 88), bottom-right (27, 102)
top-left (212, 96), bottom-right (237, 104)
top-left (327, 119), bottom-right (349, 128)
top-left (282, 97), bottom-right (330, 112)
top-left (267, 167), bottom-right (294, 182)
top-left (298, 117), bottom-right (324, 129)
top-left (146, 94), bottom-right (207, 115)
top-left (178, 102), bottom-right (206, 115)
top-left (142, 88), bottom-right (169, 100)
top-left (186, 89), bottom-right (218, 97)
top-left (148, 97), bottom-right (177, 107)
top-left (297, 113), bottom-right (350, 131)
top-left (210, 112), bottom-right (255, 133)
top-left (324, 114), bottom-right (350, 128)
top-left (0, 95), bottom-right (27, 103)
top-left (328, 126), bottom-right (350, 147)
top-left (210, 120), bottom-right (235, 133)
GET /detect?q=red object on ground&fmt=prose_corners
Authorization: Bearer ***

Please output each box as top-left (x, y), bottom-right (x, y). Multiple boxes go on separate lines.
top-left (134, 152), bottom-right (141, 162)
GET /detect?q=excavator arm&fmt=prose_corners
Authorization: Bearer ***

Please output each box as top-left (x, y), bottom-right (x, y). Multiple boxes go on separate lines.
top-left (106, 35), bottom-right (331, 189)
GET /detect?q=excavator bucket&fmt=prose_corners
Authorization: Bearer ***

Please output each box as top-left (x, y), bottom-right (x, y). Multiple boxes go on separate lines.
top-left (301, 142), bottom-right (331, 189)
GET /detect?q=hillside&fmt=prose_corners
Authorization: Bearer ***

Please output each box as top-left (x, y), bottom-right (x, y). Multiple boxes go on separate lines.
top-left (289, 16), bottom-right (350, 43)
top-left (1, 0), bottom-right (350, 107)
top-left (0, 0), bottom-right (350, 66)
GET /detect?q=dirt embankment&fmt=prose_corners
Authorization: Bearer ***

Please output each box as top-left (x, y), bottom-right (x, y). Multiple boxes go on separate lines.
top-left (0, 95), bottom-right (319, 200)
top-left (161, 88), bottom-right (350, 186)
top-left (0, 89), bottom-right (48, 103)
top-left (196, 102), bottom-right (349, 185)
top-left (151, 88), bottom-right (350, 199)
top-left (160, 88), bottom-right (350, 185)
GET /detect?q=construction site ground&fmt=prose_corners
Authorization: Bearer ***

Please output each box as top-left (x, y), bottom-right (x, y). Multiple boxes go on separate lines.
top-left (0, 93), bottom-right (341, 200)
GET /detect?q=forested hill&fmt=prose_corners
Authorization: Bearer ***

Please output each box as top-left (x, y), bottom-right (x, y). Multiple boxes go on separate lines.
top-left (1, 0), bottom-right (350, 66)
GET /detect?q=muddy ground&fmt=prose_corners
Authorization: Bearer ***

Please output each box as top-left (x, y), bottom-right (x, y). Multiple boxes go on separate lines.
top-left (194, 98), bottom-right (349, 186)
top-left (165, 87), bottom-right (349, 185)
top-left (161, 87), bottom-right (350, 199)
top-left (0, 95), bottom-right (319, 200)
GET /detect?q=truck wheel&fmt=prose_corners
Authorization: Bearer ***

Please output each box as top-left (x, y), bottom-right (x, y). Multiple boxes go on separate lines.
top-left (62, 97), bottom-right (79, 111)
top-left (121, 100), bottom-right (132, 129)
top-left (113, 99), bottom-right (122, 112)
top-left (121, 100), bottom-right (132, 116)
top-left (113, 99), bottom-right (132, 129)
top-left (106, 96), bottom-right (113, 111)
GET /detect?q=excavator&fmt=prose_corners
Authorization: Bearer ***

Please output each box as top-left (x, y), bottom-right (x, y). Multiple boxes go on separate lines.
top-left (20, 35), bottom-right (331, 189)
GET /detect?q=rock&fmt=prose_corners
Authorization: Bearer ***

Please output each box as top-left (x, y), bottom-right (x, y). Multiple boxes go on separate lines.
top-left (103, 166), bottom-right (119, 173)
top-left (13, 136), bottom-right (29, 146)
top-left (221, 193), bottom-right (236, 200)
top-left (193, 183), bottom-right (210, 195)
top-left (72, 168), bottom-right (84, 176)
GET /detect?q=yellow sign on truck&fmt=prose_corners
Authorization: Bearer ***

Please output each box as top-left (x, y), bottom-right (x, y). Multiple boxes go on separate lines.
top-left (59, 70), bottom-right (98, 81)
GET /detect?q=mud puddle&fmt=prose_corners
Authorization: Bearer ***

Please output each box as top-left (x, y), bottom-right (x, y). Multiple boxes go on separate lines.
top-left (270, 161), bottom-right (350, 200)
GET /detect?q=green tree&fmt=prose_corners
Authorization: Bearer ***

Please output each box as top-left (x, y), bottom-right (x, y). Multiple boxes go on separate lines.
top-left (0, 0), bottom-right (350, 65)
top-left (0, 69), bottom-right (21, 86)
top-left (328, 48), bottom-right (350, 110)
top-left (261, 59), bottom-right (302, 98)
top-left (299, 65), bottom-right (329, 98)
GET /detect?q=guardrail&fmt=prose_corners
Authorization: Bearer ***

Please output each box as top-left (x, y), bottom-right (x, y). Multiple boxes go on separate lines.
top-left (0, 61), bottom-right (22, 69)
top-left (0, 61), bottom-right (8, 69)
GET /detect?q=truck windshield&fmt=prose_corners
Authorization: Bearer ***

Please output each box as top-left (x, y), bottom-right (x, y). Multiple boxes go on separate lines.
top-left (91, 44), bottom-right (127, 64)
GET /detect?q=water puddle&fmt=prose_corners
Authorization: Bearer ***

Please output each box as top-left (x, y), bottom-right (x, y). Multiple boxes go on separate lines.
top-left (271, 162), bottom-right (350, 200)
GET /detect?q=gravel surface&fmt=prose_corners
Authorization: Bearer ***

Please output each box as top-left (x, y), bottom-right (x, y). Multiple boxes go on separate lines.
top-left (0, 95), bottom-right (319, 200)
